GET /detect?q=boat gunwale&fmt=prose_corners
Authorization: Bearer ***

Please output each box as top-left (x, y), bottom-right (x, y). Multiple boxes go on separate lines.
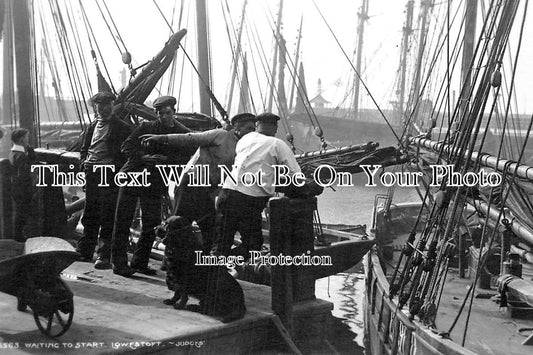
top-left (365, 202), bottom-right (478, 355)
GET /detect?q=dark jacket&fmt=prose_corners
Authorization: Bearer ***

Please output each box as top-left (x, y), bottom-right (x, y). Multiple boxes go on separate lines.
top-left (80, 116), bottom-right (133, 169)
top-left (121, 119), bottom-right (196, 173)
top-left (9, 147), bottom-right (36, 200)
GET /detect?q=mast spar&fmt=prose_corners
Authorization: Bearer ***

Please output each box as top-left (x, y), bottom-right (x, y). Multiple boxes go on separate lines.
top-left (10, 0), bottom-right (36, 145)
top-left (352, 0), bottom-right (369, 120)
top-left (288, 15), bottom-right (303, 112)
top-left (196, 0), bottom-right (212, 117)
top-left (226, 0), bottom-right (248, 116)
top-left (267, 0), bottom-right (284, 113)
top-left (2, 0), bottom-right (14, 128)
top-left (397, 0), bottom-right (414, 124)
top-left (459, 0), bottom-right (478, 125)
top-left (409, 0), bottom-right (434, 130)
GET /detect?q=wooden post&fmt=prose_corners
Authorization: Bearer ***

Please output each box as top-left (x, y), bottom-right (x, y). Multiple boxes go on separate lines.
top-left (269, 196), bottom-right (318, 333)
top-left (269, 197), bottom-right (293, 334)
top-left (289, 197), bottom-right (316, 302)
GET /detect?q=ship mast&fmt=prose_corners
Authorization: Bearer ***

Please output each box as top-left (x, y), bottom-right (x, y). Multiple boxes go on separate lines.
top-left (9, 0), bottom-right (36, 145)
top-left (196, 0), bottom-right (212, 116)
top-left (410, 0), bottom-right (434, 126)
top-left (2, 0), bottom-right (14, 128)
top-left (288, 15), bottom-right (303, 112)
top-left (277, 35), bottom-right (289, 118)
top-left (267, 0), bottom-right (284, 112)
top-left (237, 53), bottom-right (250, 113)
top-left (226, 0), bottom-right (248, 116)
top-left (459, 0), bottom-right (478, 122)
top-left (352, 0), bottom-right (369, 120)
top-left (397, 0), bottom-right (414, 124)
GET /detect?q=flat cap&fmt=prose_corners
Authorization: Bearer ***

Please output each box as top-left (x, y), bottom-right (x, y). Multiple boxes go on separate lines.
top-left (231, 113), bottom-right (256, 125)
top-left (90, 91), bottom-right (116, 105)
top-left (256, 112), bottom-right (280, 124)
top-left (11, 128), bottom-right (29, 143)
top-left (153, 96), bottom-right (177, 109)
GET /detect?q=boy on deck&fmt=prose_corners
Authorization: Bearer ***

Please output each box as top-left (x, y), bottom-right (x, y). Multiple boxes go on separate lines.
top-left (8, 128), bottom-right (36, 242)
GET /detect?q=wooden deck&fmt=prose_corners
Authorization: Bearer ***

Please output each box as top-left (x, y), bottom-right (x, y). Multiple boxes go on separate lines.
top-left (0, 260), bottom-right (334, 354)
top-left (435, 267), bottom-right (533, 355)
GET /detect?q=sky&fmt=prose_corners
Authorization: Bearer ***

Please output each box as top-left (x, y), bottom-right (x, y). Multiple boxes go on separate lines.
top-left (83, 0), bottom-right (406, 108)
top-left (18, 0), bottom-right (407, 116)
top-left (1, 0), bottom-right (533, 120)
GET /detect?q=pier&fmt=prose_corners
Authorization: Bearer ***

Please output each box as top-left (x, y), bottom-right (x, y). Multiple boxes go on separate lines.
top-left (0, 254), bottom-right (335, 354)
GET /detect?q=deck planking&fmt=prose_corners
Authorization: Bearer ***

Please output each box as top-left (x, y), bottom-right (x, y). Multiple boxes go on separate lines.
top-left (434, 268), bottom-right (533, 355)
top-left (0, 260), bottom-right (291, 354)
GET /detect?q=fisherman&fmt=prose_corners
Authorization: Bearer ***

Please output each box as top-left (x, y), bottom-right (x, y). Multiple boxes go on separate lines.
top-left (139, 113), bottom-right (257, 253)
top-left (111, 96), bottom-right (195, 276)
top-left (212, 113), bottom-right (302, 258)
top-left (77, 91), bottom-right (132, 269)
top-left (8, 128), bottom-right (37, 242)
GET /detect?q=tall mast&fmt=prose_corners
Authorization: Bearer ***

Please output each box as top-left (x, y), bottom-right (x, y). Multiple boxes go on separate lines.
top-left (288, 15), bottom-right (303, 112)
top-left (459, 0), bottom-right (477, 279)
top-left (459, 0), bottom-right (477, 121)
top-left (237, 53), bottom-right (250, 113)
top-left (397, 0), bottom-right (414, 121)
top-left (352, 0), bottom-right (369, 120)
top-left (2, 0), bottom-right (14, 127)
top-left (294, 62), bottom-right (308, 113)
top-left (277, 35), bottom-right (288, 118)
top-left (267, 0), bottom-right (284, 112)
top-left (12, 0), bottom-right (36, 144)
top-left (196, 0), bottom-right (212, 116)
top-left (410, 0), bottom-right (434, 125)
top-left (226, 0), bottom-right (248, 116)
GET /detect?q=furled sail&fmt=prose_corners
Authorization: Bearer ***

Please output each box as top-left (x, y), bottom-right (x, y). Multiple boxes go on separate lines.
top-left (296, 142), bottom-right (405, 180)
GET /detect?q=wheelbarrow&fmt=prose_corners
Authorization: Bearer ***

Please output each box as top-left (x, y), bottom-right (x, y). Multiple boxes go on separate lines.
top-left (0, 237), bottom-right (79, 337)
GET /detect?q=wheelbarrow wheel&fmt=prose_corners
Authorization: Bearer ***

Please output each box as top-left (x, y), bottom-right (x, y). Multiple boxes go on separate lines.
top-left (33, 298), bottom-right (74, 338)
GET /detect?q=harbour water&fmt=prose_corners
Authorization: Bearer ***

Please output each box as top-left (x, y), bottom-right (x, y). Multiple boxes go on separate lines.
top-left (315, 175), bottom-right (419, 354)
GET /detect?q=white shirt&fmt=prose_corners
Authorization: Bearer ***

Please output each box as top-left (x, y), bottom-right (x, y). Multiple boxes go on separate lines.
top-left (223, 131), bottom-right (301, 197)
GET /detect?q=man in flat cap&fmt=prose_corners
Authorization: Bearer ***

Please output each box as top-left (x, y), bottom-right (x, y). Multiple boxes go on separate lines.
top-left (110, 95), bottom-right (195, 276)
top-left (213, 112), bottom-right (301, 258)
top-left (77, 91), bottom-right (133, 269)
top-left (140, 113), bottom-right (256, 254)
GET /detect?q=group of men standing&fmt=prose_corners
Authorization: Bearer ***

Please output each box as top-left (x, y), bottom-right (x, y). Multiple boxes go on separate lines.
top-left (76, 91), bottom-right (302, 277)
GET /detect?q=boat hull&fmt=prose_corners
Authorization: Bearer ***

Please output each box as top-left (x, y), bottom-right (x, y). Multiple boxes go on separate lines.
top-left (234, 227), bottom-right (374, 286)
top-left (363, 202), bottom-right (477, 355)
top-left (364, 251), bottom-right (476, 355)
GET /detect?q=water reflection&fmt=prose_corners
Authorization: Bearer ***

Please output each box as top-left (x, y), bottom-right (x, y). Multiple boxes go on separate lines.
top-left (316, 265), bottom-right (365, 354)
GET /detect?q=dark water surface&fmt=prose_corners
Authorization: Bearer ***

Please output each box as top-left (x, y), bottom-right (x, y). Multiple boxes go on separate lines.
top-left (315, 180), bottom-right (419, 354)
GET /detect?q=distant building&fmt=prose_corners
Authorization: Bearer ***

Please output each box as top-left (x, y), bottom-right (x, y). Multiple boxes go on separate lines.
top-left (310, 79), bottom-right (330, 109)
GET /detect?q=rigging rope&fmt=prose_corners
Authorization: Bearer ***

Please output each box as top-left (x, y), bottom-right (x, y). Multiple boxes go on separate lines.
top-left (460, 0), bottom-right (528, 345)
top-left (79, 0), bottom-right (116, 95)
top-left (93, 0), bottom-right (123, 56)
top-left (152, 0), bottom-right (229, 124)
top-left (391, 0), bottom-right (508, 321)
top-left (312, 0), bottom-right (403, 148)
